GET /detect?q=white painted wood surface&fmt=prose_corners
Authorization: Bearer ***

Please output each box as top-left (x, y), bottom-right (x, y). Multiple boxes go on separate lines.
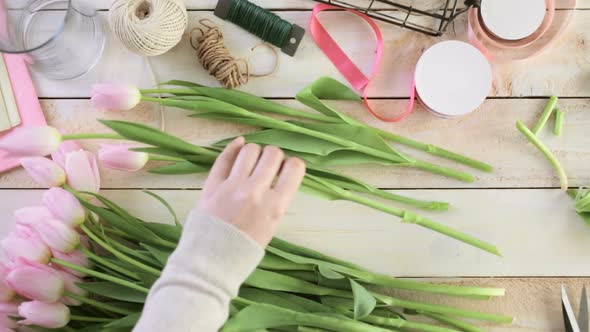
top-left (31, 10), bottom-right (590, 98)
top-left (1, 1), bottom-right (589, 331)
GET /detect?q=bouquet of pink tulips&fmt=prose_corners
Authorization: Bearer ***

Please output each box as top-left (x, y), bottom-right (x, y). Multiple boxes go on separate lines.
top-left (0, 120), bottom-right (513, 331)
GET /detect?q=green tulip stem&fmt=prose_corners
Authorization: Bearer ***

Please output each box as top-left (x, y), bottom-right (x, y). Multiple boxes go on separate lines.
top-left (141, 89), bottom-right (492, 172)
top-left (374, 129), bottom-right (493, 172)
top-left (69, 315), bottom-right (115, 323)
top-left (62, 133), bottom-right (124, 140)
top-left (80, 224), bottom-right (162, 277)
top-left (52, 258), bottom-right (149, 294)
top-left (516, 120), bottom-right (568, 191)
top-left (533, 96), bottom-right (559, 135)
top-left (64, 291), bottom-right (135, 315)
top-left (78, 246), bottom-right (140, 280)
top-left (148, 154), bottom-right (185, 162)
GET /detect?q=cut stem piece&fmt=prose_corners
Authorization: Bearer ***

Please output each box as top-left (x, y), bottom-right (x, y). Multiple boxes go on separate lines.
top-left (516, 120), bottom-right (568, 190)
top-left (532, 96), bottom-right (558, 135)
top-left (554, 109), bottom-right (565, 136)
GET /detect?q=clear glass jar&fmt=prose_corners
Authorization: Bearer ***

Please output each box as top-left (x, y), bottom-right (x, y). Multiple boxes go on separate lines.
top-left (0, 0), bottom-right (105, 80)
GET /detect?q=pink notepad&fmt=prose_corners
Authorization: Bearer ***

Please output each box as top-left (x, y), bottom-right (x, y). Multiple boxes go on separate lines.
top-left (0, 53), bottom-right (47, 173)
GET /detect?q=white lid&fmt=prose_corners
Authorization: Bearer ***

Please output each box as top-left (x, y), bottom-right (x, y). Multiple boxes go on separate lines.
top-left (480, 0), bottom-right (546, 41)
top-left (414, 40), bottom-right (492, 118)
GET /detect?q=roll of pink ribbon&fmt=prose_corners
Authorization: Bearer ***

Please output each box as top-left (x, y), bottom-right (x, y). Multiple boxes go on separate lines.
top-left (309, 3), bottom-right (415, 122)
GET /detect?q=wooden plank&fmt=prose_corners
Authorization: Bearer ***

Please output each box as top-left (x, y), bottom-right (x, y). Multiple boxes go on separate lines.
top-left (31, 10), bottom-right (589, 98)
top-left (0, 98), bottom-right (588, 189)
top-left (0, 189), bottom-right (588, 277)
top-left (87, 0), bottom-right (586, 10)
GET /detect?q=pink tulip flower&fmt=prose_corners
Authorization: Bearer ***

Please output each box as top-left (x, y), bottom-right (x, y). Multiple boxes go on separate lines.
top-left (1, 225), bottom-right (51, 264)
top-left (13, 206), bottom-right (52, 226)
top-left (6, 259), bottom-right (64, 302)
top-left (0, 265), bottom-right (14, 302)
top-left (20, 157), bottom-right (66, 188)
top-left (51, 140), bottom-right (82, 169)
top-left (51, 249), bottom-right (90, 277)
top-left (18, 301), bottom-right (70, 328)
top-left (0, 300), bottom-right (20, 329)
top-left (31, 218), bottom-right (80, 253)
top-left (0, 126), bottom-right (61, 157)
top-left (91, 83), bottom-right (141, 111)
top-left (0, 300), bottom-right (19, 316)
top-left (98, 144), bottom-right (149, 172)
top-left (0, 314), bottom-right (18, 330)
top-left (57, 271), bottom-right (88, 306)
top-left (43, 188), bottom-right (86, 227)
top-left (65, 150), bottom-right (101, 194)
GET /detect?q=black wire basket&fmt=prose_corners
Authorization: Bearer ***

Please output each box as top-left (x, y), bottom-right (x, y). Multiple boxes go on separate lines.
top-left (312, 0), bottom-right (477, 36)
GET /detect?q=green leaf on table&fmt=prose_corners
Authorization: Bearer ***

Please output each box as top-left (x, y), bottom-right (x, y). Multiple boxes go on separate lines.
top-left (104, 313), bottom-right (141, 329)
top-left (149, 161), bottom-right (210, 175)
top-left (78, 282), bottom-right (147, 303)
top-left (239, 288), bottom-right (310, 313)
top-left (99, 120), bottom-right (214, 157)
top-left (142, 244), bottom-right (171, 266)
top-left (289, 149), bottom-right (396, 167)
top-left (215, 129), bottom-right (347, 156)
top-left (245, 269), bottom-right (343, 297)
top-left (222, 304), bottom-right (300, 331)
top-left (142, 190), bottom-right (181, 227)
top-left (317, 265), bottom-right (345, 280)
top-left (159, 79), bottom-right (205, 88)
top-left (350, 279), bottom-right (377, 320)
top-left (260, 252), bottom-right (315, 271)
top-left (296, 77), bottom-right (360, 124)
top-left (269, 291), bottom-right (337, 314)
top-left (291, 122), bottom-right (395, 154)
top-left (143, 222), bottom-right (182, 242)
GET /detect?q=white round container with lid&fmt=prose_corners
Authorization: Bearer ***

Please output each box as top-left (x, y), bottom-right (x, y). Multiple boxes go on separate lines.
top-left (414, 40), bottom-right (492, 118)
top-left (480, 0), bottom-right (547, 41)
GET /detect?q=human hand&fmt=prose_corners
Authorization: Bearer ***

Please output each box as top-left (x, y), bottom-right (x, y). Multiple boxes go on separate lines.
top-left (197, 137), bottom-right (306, 247)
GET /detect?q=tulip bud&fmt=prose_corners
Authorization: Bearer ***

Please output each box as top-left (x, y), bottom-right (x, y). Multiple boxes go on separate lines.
top-left (13, 206), bottom-right (52, 226)
top-left (1, 225), bottom-right (51, 264)
top-left (51, 249), bottom-right (91, 277)
top-left (42, 188), bottom-right (86, 227)
top-left (18, 301), bottom-right (70, 329)
top-left (0, 126), bottom-right (61, 157)
top-left (51, 140), bottom-right (82, 169)
top-left (0, 265), bottom-right (14, 302)
top-left (6, 259), bottom-right (64, 302)
top-left (20, 157), bottom-right (66, 188)
top-left (65, 150), bottom-right (101, 194)
top-left (31, 218), bottom-right (80, 253)
top-left (57, 271), bottom-right (87, 306)
top-left (90, 83), bottom-right (141, 111)
top-left (98, 144), bottom-right (149, 172)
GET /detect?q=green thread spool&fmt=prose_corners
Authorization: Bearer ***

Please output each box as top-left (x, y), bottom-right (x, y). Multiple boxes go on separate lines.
top-left (214, 0), bottom-right (305, 56)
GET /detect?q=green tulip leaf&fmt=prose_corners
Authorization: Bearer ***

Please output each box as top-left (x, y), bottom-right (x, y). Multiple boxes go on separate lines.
top-left (149, 162), bottom-right (210, 175)
top-left (104, 313), bottom-right (141, 329)
top-left (78, 282), bottom-right (147, 303)
top-left (143, 190), bottom-right (181, 227)
top-left (296, 77), bottom-right (360, 124)
top-left (141, 244), bottom-right (172, 266)
top-left (350, 279), bottom-right (377, 320)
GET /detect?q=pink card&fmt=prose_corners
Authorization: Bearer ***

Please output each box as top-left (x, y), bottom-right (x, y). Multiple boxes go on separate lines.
top-left (0, 53), bottom-right (47, 173)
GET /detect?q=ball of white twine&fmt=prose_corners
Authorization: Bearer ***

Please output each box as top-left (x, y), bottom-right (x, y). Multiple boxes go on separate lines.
top-left (109, 0), bottom-right (188, 56)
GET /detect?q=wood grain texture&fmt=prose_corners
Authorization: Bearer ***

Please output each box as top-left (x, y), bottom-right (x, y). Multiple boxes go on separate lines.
top-left (0, 189), bottom-right (588, 278)
top-left (31, 10), bottom-right (590, 98)
top-left (0, 98), bottom-right (587, 189)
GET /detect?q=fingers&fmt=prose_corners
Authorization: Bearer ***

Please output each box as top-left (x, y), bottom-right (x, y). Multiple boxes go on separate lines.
top-left (229, 143), bottom-right (262, 179)
top-left (273, 157), bottom-right (306, 207)
top-left (204, 137), bottom-right (244, 189)
top-left (250, 146), bottom-right (284, 189)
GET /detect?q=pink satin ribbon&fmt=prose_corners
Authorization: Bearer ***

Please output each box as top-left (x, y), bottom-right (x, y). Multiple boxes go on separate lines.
top-left (468, 0), bottom-right (575, 61)
top-left (310, 3), bottom-right (415, 122)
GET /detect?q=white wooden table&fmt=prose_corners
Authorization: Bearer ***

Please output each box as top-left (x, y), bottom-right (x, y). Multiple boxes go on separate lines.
top-left (2, 1), bottom-right (590, 330)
